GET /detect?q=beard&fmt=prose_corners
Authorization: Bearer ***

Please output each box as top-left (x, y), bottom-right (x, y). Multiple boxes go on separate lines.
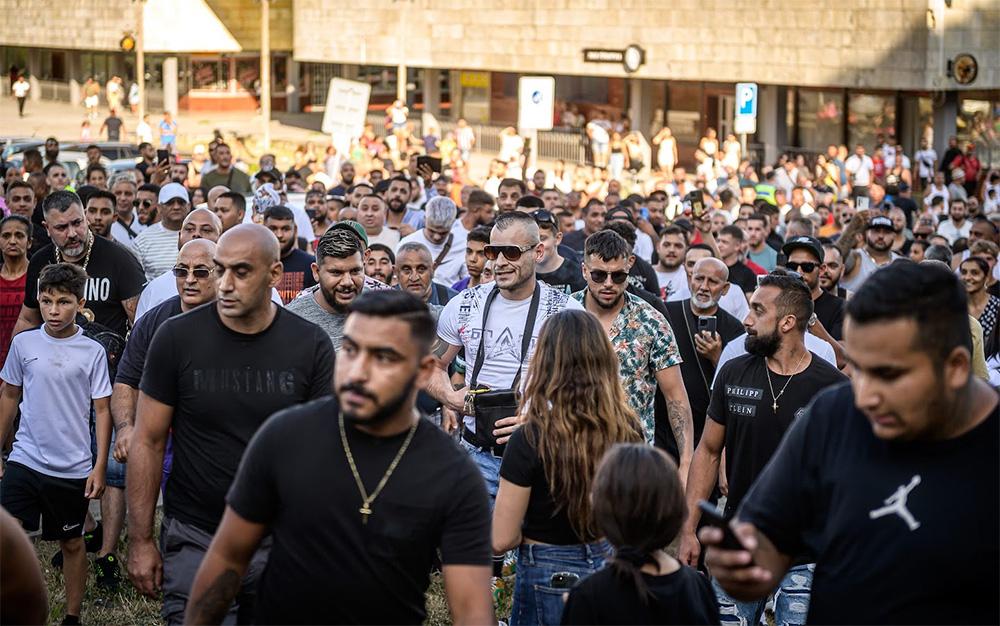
top-left (594, 290), bottom-right (625, 310)
top-left (867, 236), bottom-right (892, 252)
top-left (691, 295), bottom-right (718, 312)
top-left (339, 374), bottom-right (417, 427)
top-left (745, 328), bottom-right (781, 358)
top-left (387, 197), bottom-right (406, 214)
top-left (320, 283), bottom-right (358, 313)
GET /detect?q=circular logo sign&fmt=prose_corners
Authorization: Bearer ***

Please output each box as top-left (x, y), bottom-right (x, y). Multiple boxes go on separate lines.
top-left (623, 45), bottom-right (645, 73)
top-left (531, 90), bottom-right (543, 104)
top-left (953, 54), bottom-right (978, 85)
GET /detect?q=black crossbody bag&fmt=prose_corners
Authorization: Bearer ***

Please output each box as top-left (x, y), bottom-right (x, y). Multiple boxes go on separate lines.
top-left (466, 283), bottom-right (541, 451)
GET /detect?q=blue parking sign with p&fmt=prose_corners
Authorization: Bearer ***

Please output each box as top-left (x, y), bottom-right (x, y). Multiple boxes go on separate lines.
top-left (737, 83), bottom-right (758, 118)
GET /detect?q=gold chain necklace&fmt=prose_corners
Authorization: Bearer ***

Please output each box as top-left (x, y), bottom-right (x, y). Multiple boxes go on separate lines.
top-left (339, 412), bottom-right (418, 525)
top-left (54, 231), bottom-right (94, 271)
top-left (764, 351), bottom-right (808, 412)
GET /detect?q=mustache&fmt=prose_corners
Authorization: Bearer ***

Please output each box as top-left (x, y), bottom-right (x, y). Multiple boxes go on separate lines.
top-left (337, 382), bottom-right (376, 401)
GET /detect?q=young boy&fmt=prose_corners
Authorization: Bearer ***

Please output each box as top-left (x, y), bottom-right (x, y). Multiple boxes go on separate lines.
top-left (0, 263), bottom-right (113, 625)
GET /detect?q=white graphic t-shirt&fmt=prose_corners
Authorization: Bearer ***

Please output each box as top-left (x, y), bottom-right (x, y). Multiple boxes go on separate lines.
top-left (437, 282), bottom-right (584, 432)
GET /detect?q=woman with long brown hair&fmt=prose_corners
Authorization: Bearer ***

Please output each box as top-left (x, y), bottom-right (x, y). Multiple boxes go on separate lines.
top-left (492, 309), bottom-right (644, 626)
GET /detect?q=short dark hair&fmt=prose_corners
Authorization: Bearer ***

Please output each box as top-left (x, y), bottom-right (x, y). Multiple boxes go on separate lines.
top-left (515, 195), bottom-right (544, 210)
top-left (38, 262), bottom-right (87, 301)
top-left (688, 243), bottom-right (714, 255)
top-left (467, 189), bottom-right (494, 208)
top-left (498, 178), bottom-right (526, 195)
top-left (924, 244), bottom-right (953, 265)
top-left (468, 225), bottom-right (492, 245)
top-left (0, 214), bottom-right (32, 239)
top-left (348, 290), bottom-right (436, 354)
top-left (138, 142), bottom-right (152, 151)
top-left (305, 189), bottom-right (326, 202)
top-left (315, 228), bottom-right (363, 263)
top-left (388, 174), bottom-right (410, 188)
top-left (960, 256), bottom-right (990, 276)
top-left (719, 224), bottom-right (745, 242)
top-left (848, 261), bottom-right (971, 362)
top-left (43, 161), bottom-right (66, 176)
top-left (747, 213), bottom-right (769, 228)
top-left (138, 183), bottom-right (161, 196)
top-left (603, 221), bottom-right (636, 248)
top-left (86, 163), bottom-right (107, 178)
top-left (582, 198), bottom-right (605, 215)
top-left (368, 243), bottom-right (396, 264)
top-left (585, 229), bottom-right (631, 262)
top-left (5, 180), bottom-right (32, 196)
top-left (373, 180), bottom-right (391, 195)
top-left (659, 225), bottom-right (687, 244)
top-left (758, 269), bottom-right (814, 331)
top-left (218, 191), bottom-right (246, 214)
top-left (87, 189), bottom-right (117, 208)
top-left (494, 211), bottom-right (538, 241)
top-left (263, 205), bottom-right (295, 222)
top-left (42, 190), bottom-right (83, 215)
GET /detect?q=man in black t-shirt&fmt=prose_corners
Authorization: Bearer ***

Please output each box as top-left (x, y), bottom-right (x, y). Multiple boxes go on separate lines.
top-left (662, 257), bottom-right (744, 452)
top-left (15, 191), bottom-right (144, 339)
top-left (717, 225), bottom-right (760, 296)
top-left (126, 225), bottom-right (334, 625)
top-left (782, 235), bottom-right (846, 349)
top-left (680, 270), bottom-right (846, 626)
top-left (185, 291), bottom-right (492, 625)
top-left (534, 209), bottom-right (585, 294)
top-left (264, 205), bottom-right (316, 303)
top-left (705, 262), bottom-right (999, 626)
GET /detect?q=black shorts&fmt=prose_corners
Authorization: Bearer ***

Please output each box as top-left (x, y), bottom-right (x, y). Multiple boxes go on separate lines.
top-left (1, 462), bottom-right (89, 541)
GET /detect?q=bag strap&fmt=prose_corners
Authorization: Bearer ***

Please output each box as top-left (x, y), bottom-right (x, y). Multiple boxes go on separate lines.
top-left (432, 233), bottom-right (454, 271)
top-left (469, 283), bottom-right (542, 390)
top-left (117, 217), bottom-right (139, 239)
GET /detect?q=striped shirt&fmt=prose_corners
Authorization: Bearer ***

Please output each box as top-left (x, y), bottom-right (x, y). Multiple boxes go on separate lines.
top-left (132, 223), bottom-right (180, 281)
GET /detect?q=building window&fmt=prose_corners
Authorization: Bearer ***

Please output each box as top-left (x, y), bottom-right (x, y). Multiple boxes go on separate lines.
top-left (667, 83), bottom-right (700, 145)
top-left (798, 90), bottom-right (844, 150)
top-left (848, 93), bottom-right (896, 149)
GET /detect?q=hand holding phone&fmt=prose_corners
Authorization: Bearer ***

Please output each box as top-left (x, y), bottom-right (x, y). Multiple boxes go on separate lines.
top-left (697, 500), bottom-right (749, 552)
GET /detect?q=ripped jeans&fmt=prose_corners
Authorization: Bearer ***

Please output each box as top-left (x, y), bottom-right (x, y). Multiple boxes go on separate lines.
top-left (713, 563), bottom-right (814, 626)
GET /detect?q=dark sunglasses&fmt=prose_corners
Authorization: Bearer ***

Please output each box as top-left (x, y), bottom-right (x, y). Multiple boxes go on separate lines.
top-left (785, 261), bottom-right (818, 273)
top-left (530, 209), bottom-right (557, 228)
top-left (172, 266), bottom-right (215, 279)
top-left (589, 269), bottom-right (629, 284)
top-left (133, 199), bottom-right (153, 208)
top-left (484, 244), bottom-right (534, 261)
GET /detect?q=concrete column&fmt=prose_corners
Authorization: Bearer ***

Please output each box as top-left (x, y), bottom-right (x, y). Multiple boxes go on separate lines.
top-left (422, 68), bottom-right (440, 116)
top-left (396, 63), bottom-right (407, 104)
top-left (27, 49), bottom-right (41, 102)
top-left (932, 91), bottom-right (958, 160)
top-left (286, 58), bottom-right (300, 112)
top-left (757, 84), bottom-right (788, 165)
top-left (162, 56), bottom-right (178, 115)
top-left (898, 96), bottom-right (921, 158)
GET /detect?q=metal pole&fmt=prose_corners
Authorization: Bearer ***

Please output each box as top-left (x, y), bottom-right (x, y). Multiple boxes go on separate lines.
top-left (396, 63), bottom-right (406, 104)
top-left (136, 0), bottom-right (145, 120)
top-left (261, 0), bottom-right (271, 150)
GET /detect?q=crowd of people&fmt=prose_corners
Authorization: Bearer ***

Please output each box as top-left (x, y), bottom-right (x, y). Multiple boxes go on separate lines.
top-left (0, 123), bottom-right (997, 626)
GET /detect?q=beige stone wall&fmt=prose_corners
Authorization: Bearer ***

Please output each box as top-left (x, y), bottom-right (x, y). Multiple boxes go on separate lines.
top-left (293, 0), bottom-right (1000, 91)
top-left (0, 0), bottom-right (292, 52)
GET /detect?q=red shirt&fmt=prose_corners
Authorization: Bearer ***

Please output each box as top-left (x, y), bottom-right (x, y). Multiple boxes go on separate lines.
top-left (0, 273), bottom-right (26, 367)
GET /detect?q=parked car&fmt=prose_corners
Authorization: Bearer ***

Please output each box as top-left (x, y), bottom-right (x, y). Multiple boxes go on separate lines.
top-left (63, 142), bottom-right (141, 161)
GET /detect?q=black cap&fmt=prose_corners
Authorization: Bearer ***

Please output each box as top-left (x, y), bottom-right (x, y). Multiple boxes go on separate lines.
top-left (781, 235), bottom-right (824, 263)
top-left (867, 215), bottom-right (894, 230)
top-left (605, 205), bottom-right (635, 225)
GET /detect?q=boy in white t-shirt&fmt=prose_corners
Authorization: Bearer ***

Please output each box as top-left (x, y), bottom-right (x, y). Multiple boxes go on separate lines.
top-left (0, 263), bottom-right (113, 625)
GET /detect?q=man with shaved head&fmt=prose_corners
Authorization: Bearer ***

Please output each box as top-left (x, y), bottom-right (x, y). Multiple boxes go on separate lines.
top-left (126, 223), bottom-right (334, 624)
top-left (664, 256), bottom-right (746, 452)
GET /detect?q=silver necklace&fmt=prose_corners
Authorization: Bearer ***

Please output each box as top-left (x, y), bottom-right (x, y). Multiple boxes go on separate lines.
top-left (764, 351), bottom-right (808, 412)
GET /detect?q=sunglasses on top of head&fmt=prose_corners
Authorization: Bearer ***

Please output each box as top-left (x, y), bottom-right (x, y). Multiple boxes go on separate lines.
top-left (530, 209), bottom-right (557, 228)
top-left (484, 244), bottom-right (535, 261)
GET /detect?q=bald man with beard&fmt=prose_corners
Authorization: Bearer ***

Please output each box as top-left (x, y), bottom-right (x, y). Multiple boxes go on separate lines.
top-left (126, 224), bottom-right (334, 625)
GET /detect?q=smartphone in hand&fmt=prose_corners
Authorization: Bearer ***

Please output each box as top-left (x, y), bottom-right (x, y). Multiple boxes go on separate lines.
top-left (697, 500), bottom-right (749, 553)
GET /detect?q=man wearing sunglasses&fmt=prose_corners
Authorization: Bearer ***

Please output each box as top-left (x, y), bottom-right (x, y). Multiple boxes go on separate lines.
top-left (433, 212), bottom-right (583, 502)
top-left (104, 238), bottom-right (220, 591)
top-left (783, 237), bottom-right (845, 341)
top-left (571, 230), bottom-right (693, 483)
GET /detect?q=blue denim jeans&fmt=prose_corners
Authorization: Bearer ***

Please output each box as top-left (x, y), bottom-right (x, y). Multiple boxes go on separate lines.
top-left (714, 563), bottom-right (814, 626)
top-left (510, 541), bottom-right (611, 626)
top-left (459, 437), bottom-right (502, 506)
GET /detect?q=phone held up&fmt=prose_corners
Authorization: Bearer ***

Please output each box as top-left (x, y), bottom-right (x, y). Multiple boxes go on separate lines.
top-left (697, 315), bottom-right (717, 335)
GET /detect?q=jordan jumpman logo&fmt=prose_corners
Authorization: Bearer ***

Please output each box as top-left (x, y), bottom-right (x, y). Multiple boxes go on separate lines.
top-left (869, 475), bottom-right (922, 531)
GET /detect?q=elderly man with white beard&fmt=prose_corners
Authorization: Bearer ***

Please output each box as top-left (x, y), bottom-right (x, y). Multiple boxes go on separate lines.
top-left (663, 257), bottom-right (746, 448)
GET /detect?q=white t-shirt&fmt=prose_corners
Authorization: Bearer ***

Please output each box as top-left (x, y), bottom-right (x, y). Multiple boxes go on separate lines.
top-left (13, 81), bottom-right (29, 98)
top-left (135, 121), bottom-right (153, 144)
top-left (656, 266), bottom-right (689, 301)
top-left (1, 327), bottom-right (112, 478)
top-left (845, 154), bottom-right (875, 187)
top-left (399, 228), bottom-right (469, 287)
top-left (367, 228), bottom-right (401, 252)
top-left (937, 219), bottom-right (972, 245)
top-left (924, 183), bottom-right (950, 207)
top-left (132, 223), bottom-right (180, 281)
top-left (110, 212), bottom-right (147, 247)
top-left (719, 287), bottom-right (749, 323)
top-left (633, 231), bottom-right (655, 263)
top-left (712, 332), bottom-right (837, 388)
top-left (135, 271), bottom-right (283, 321)
top-left (437, 282), bottom-right (584, 433)
top-left (914, 149), bottom-right (937, 179)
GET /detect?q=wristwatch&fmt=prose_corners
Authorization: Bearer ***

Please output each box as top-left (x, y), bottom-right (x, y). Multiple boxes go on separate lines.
top-left (809, 313), bottom-right (818, 328)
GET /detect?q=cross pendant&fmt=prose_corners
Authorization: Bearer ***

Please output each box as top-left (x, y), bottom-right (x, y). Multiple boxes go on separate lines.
top-left (772, 401), bottom-right (778, 412)
top-left (360, 505), bottom-right (372, 524)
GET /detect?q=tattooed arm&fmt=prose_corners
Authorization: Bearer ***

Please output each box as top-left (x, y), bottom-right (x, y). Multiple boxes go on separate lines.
top-left (425, 339), bottom-right (466, 413)
top-left (655, 365), bottom-right (694, 485)
top-left (185, 507), bottom-right (267, 625)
